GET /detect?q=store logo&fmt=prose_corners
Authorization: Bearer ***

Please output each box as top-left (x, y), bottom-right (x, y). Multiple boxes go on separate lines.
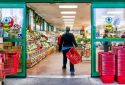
top-left (105, 17), bottom-right (112, 24)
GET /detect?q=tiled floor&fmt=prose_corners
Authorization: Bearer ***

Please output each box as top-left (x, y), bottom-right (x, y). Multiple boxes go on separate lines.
top-left (4, 76), bottom-right (119, 85)
top-left (27, 52), bottom-right (91, 76)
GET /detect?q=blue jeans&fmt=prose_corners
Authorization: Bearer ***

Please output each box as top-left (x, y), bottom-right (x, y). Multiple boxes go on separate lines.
top-left (62, 48), bottom-right (75, 72)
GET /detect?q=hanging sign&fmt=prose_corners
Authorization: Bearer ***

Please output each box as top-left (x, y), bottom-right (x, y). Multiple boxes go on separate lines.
top-left (105, 24), bottom-right (112, 30)
top-left (1, 17), bottom-right (14, 31)
top-left (105, 17), bottom-right (112, 24)
top-left (113, 18), bottom-right (120, 26)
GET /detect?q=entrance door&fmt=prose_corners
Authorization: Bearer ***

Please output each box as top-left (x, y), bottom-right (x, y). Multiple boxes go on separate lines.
top-left (0, 3), bottom-right (26, 77)
top-left (91, 2), bottom-right (125, 77)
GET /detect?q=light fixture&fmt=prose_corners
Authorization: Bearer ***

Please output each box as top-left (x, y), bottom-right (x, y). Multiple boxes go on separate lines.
top-left (107, 11), bottom-right (123, 14)
top-left (63, 19), bottom-right (75, 21)
top-left (102, 15), bottom-right (115, 18)
top-left (62, 16), bottom-right (75, 18)
top-left (64, 22), bottom-right (74, 24)
top-left (61, 11), bottom-right (76, 14)
top-left (59, 5), bottom-right (78, 8)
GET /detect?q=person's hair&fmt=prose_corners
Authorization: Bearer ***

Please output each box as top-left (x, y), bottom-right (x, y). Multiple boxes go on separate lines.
top-left (66, 26), bottom-right (70, 32)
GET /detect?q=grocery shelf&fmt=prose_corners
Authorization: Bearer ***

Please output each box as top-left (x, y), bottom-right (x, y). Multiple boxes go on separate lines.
top-left (27, 46), bottom-right (56, 68)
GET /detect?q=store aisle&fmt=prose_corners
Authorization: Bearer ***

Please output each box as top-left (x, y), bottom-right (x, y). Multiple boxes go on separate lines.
top-left (27, 52), bottom-right (91, 76)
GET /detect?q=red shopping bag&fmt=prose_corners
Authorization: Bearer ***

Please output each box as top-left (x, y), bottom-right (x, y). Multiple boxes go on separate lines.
top-left (66, 48), bottom-right (82, 64)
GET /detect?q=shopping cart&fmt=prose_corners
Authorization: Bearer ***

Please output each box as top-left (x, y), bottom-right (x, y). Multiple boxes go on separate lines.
top-left (0, 51), bottom-right (19, 85)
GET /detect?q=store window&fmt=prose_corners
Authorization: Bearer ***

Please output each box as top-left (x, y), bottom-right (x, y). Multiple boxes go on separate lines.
top-left (47, 23), bottom-right (49, 31)
top-left (96, 41), bottom-right (125, 72)
top-left (49, 25), bottom-right (51, 32)
top-left (44, 22), bottom-right (47, 31)
top-left (0, 8), bottom-right (23, 38)
top-left (35, 15), bottom-right (41, 31)
top-left (94, 8), bottom-right (125, 39)
top-left (29, 10), bottom-right (35, 31)
top-left (40, 19), bottom-right (44, 31)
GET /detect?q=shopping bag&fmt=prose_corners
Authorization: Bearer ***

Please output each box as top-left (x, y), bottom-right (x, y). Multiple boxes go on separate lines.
top-left (66, 47), bottom-right (82, 64)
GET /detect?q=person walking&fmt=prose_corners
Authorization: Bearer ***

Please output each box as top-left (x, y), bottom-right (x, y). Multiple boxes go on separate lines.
top-left (103, 30), bottom-right (110, 52)
top-left (59, 26), bottom-right (78, 76)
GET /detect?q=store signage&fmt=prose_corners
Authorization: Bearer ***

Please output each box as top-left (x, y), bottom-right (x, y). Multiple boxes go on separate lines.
top-left (113, 18), bottom-right (120, 26)
top-left (18, 34), bottom-right (22, 38)
top-left (105, 24), bottom-right (112, 30)
top-left (80, 30), bottom-right (84, 35)
top-left (105, 17), bottom-right (112, 24)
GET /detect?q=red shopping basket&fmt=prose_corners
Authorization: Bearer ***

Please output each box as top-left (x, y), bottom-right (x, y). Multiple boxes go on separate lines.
top-left (66, 48), bottom-right (82, 64)
top-left (5, 52), bottom-right (19, 74)
top-left (0, 51), bottom-right (19, 76)
top-left (100, 75), bottom-right (115, 83)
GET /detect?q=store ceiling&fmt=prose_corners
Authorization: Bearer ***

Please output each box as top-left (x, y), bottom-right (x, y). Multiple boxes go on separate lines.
top-left (27, 3), bottom-right (91, 30)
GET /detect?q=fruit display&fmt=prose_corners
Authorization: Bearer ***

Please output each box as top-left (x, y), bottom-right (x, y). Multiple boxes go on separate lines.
top-left (75, 34), bottom-right (91, 48)
top-left (26, 29), bottom-right (57, 68)
top-left (26, 30), bottom-right (51, 51)
top-left (75, 34), bottom-right (91, 60)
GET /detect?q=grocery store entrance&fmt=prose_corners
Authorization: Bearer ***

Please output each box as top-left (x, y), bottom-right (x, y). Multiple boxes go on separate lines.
top-left (26, 3), bottom-right (91, 76)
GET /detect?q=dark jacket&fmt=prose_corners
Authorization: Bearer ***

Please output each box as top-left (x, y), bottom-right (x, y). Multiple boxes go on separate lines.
top-left (103, 34), bottom-right (110, 52)
top-left (103, 34), bottom-right (109, 46)
top-left (59, 32), bottom-right (78, 52)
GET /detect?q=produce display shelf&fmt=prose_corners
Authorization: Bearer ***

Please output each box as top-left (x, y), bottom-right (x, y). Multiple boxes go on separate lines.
top-left (27, 46), bottom-right (55, 68)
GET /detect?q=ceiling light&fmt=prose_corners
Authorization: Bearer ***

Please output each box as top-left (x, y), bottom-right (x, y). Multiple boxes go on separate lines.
top-left (61, 11), bottom-right (76, 14)
top-left (63, 19), bottom-right (75, 21)
top-left (64, 22), bottom-right (74, 24)
top-left (62, 16), bottom-right (75, 18)
top-left (102, 15), bottom-right (115, 18)
top-left (59, 5), bottom-right (78, 8)
top-left (107, 11), bottom-right (123, 14)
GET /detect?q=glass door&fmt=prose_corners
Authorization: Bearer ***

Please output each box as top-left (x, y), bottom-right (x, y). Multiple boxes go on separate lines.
top-left (0, 3), bottom-right (26, 77)
top-left (91, 2), bottom-right (125, 77)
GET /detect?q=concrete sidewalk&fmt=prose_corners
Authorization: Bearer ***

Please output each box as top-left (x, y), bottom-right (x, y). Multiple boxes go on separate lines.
top-left (4, 76), bottom-right (118, 85)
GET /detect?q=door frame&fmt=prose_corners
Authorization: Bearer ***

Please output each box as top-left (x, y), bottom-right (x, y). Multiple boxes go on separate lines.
top-left (1, 1), bottom-right (125, 78)
top-left (0, 2), bottom-right (27, 78)
top-left (91, 2), bottom-right (125, 77)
